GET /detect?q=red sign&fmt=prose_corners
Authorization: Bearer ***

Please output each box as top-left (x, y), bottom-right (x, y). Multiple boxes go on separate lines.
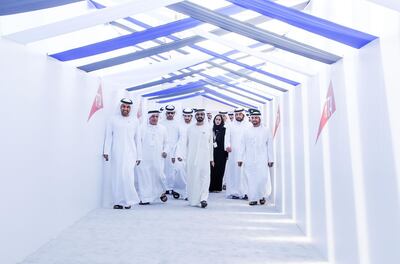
top-left (316, 81), bottom-right (336, 143)
top-left (87, 84), bottom-right (103, 122)
top-left (273, 105), bottom-right (280, 138)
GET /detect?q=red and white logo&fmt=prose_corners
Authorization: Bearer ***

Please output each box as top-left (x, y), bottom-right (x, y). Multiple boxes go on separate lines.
top-left (316, 81), bottom-right (336, 143)
top-left (87, 84), bottom-right (104, 122)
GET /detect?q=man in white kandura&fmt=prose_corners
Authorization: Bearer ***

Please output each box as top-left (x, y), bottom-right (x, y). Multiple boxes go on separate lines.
top-left (178, 109), bottom-right (214, 208)
top-left (238, 109), bottom-right (274, 206)
top-left (175, 108), bottom-right (194, 200)
top-left (136, 110), bottom-right (168, 205)
top-left (228, 112), bottom-right (234, 122)
top-left (103, 98), bottom-right (142, 209)
top-left (160, 105), bottom-right (183, 198)
top-left (224, 108), bottom-right (250, 200)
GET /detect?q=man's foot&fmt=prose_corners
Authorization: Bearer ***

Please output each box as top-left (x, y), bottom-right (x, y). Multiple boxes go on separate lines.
top-left (242, 194), bottom-right (248, 200)
top-left (113, 205), bottom-right (123, 209)
top-left (184, 198), bottom-right (188, 201)
top-left (172, 191), bottom-right (180, 199)
top-left (200, 200), bottom-right (208, 208)
top-left (139, 202), bottom-right (150, 205)
top-left (160, 193), bottom-right (168, 202)
top-left (249, 201), bottom-right (258, 206)
top-left (259, 198), bottom-right (266, 205)
top-left (222, 184), bottom-right (226, 190)
top-left (124, 206), bottom-right (132, 209)
top-left (231, 195), bottom-right (240, 199)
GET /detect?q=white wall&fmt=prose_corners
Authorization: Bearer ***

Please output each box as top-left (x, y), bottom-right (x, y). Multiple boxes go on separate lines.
top-left (0, 38), bottom-right (106, 263)
top-left (274, 0), bottom-right (400, 263)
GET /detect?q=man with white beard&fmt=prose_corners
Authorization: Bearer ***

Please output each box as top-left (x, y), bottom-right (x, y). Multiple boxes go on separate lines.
top-left (136, 110), bottom-right (168, 205)
top-left (174, 108), bottom-right (194, 200)
top-left (160, 105), bottom-right (184, 199)
top-left (178, 109), bottom-right (214, 208)
top-left (224, 108), bottom-right (250, 200)
top-left (103, 98), bottom-right (142, 209)
top-left (238, 109), bottom-right (274, 206)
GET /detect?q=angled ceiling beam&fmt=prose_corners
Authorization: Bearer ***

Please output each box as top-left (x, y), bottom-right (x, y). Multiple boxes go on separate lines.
top-left (169, 1), bottom-right (341, 64)
top-left (102, 52), bottom-right (212, 90)
top-left (204, 89), bottom-right (258, 109)
top-left (126, 70), bottom-right (204, 92)
top-left (157, 92), bottom-right (206, 104)
top-left (109, 21), bottom-right (170, 62)
top-left (202, 81), bottom-right (267, 104)
top-left (226, 0), bottom-right (377, 48)
top-left (89, 0), bottom-right (189, 57)
top-left (143, 81), bottom-right (205, 97)
top-left (0, 0), bottom-right (82, 16)
top-left (196, 72), bottom-right (273, 101)
top-left (191, 44), bottom-right (299, 86)
top-left (5, 0), bottom-right (185, 44)
top-left (207, 61), bottom-right (287, 92)
top-left (48, 3), bottom-right (240, 61)
top-left (192, 29), bottom-right (316, 76)
top-left (156, 91), bottom-right (241, 110)
top-left (78, 35), bottom-right (204, 72)
top-left (201, 94), bottom-right (239, 109)
top-left (149, 88), bottom-right (205, 100)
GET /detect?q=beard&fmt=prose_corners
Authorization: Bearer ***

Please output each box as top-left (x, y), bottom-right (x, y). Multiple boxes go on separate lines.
top-left (196, 116), bottom-right (204, 122)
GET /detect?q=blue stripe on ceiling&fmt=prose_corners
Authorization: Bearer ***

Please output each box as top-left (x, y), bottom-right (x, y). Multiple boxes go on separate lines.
top-left (226, 0), bottom-right (377, 48)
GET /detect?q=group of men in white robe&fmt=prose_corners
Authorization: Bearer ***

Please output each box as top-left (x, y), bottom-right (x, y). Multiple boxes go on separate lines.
top-left (103, 98), bottom-right (274, 209)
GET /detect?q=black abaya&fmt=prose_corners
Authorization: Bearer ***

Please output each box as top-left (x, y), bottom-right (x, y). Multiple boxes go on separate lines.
top-left (210, 127), bottom-right (228, 192)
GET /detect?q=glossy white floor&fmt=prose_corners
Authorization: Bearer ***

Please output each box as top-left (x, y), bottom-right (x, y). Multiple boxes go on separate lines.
top-left (21, 192), bottom-right (327, 264)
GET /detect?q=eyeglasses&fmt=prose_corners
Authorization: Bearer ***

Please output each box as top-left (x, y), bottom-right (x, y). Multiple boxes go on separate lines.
top-left (196, 113), bottom-right (205, 116)
top-left (166, 112), bottom-right (175, 115)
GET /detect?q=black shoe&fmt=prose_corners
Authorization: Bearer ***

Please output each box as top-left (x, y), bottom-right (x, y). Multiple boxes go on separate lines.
top-left (184, 198), bottom-right (188, 201)
top-left (113, 205), bottom-right (123, 209)
top-left (160, 193), bottom-right (168, 202)
top-left (124, 206), bottom-right (131, 209)
top-left (259, 198), bottom-right (266, 205)
top-left (200, 200), bottom-right (208, 208)
top-left (172, 191), bottom-right (180, 199)
top-left (242, 195), bottom-right (248, 200)
top-left (222, 185), bottom-right (226, 190)
top-left (249, 201), bottom-right (258, 206)
top-left (139, 202), bottom-right (150, 205)
top-left (231, 195), bottom-right (240, 199)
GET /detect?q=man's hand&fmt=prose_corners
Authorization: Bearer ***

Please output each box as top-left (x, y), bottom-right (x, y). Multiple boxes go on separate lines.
top-left (172, 158), bottom-right (176, 163)
top-left (103, 154), bottom-right (109, 161)
top-left (268, 162), bottom-right (274, 168)
top-left (162, 152), bottom-right (167, 158)
top-left (211, 161), bottom-right (215, 167)
top-left (237, 161), bottom-right (243, 167)
top-left (226, 146), bottom-right (232, 153)
top-left (177, 157), bottom-right (183, 162)
top-left (136, 160), bottom-right (141, 166)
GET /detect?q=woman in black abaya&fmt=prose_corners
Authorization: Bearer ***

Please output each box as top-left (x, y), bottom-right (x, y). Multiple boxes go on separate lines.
top-left (209, 114), bottom-right (228, 192)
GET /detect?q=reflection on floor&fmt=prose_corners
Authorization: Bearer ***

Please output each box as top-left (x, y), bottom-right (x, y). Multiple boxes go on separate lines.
top-left (22, 192), bottom-right (327, 264)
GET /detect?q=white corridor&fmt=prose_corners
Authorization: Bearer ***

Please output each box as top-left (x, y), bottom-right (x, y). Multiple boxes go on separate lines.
top-left (21, 193), bottom-right (326, 264)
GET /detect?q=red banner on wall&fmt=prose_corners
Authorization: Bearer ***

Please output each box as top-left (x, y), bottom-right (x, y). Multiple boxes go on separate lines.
top-left (273, 105), bottom-right (280, 139)
top-left (87, 84), bottom-right (103, 122)
top-left (316, 81), bottom-right (336, 143)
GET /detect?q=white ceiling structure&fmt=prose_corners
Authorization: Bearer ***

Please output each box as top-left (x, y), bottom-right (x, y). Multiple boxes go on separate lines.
top-left (0, 0), bottom-right (378, 109)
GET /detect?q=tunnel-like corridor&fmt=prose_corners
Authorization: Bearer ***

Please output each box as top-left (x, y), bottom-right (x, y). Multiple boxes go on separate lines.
top-left (21, 193), bottom-right (326, 264)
